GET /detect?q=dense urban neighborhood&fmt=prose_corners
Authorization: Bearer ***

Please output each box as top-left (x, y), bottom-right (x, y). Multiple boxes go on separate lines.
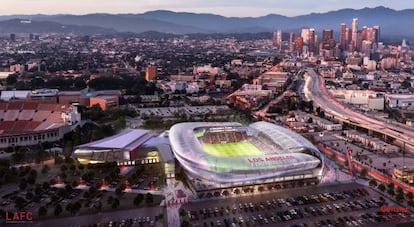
top-left (0, 4), bottom-right (414, 227)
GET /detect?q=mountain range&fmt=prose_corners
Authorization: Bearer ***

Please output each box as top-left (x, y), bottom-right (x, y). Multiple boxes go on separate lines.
top-left (0, 7), bottom-right (413, 39)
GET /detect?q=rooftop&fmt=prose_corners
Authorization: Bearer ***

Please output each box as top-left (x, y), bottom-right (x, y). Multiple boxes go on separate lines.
top-left (76, 129), bottom-right (154, 151)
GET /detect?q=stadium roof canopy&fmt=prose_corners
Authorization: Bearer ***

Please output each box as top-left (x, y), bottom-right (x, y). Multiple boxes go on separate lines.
top-left (76, 129), bottom-right (153, 151)
top-left (169, 121), bottom-right (324, 185)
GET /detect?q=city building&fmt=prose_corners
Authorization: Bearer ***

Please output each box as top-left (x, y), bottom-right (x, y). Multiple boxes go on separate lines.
top-left (227, 84), bottom-right (272, 110)
top-left (386, 94), bottom-right (414, 108)
top-left (351, 18), bottom-right (359, 50)
top-left (394, 166), bottom-right (414, 184)
top-left (89, 95), bottom-right (119, 110)
top-left (321, 29), bottom-right (335, 50)
top-left (273, 30), bottom-right (282, 49)
top-left (74, 129), bottom-right (155, 164)
top-left (253, 71), bottom-right (289, 93)
top-left (73, 129), bottom-right (176, 178)
top-left (145, 65), bottom-right (158, 81)
top-left (344, 130), bottom-right (400, 153)
top-left (340, 23), bottom-right (347, 50)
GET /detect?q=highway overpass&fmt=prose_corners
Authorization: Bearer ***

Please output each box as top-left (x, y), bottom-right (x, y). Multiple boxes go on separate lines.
top-left (303, 68), bottom-right (414, 153)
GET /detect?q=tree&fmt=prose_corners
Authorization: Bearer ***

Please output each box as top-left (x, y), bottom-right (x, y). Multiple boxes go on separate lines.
top-left (406, 192), bottom-right (413, 201)
top-left (6, 74), bottom-right (18, 85)
top-left (377, 184), bottom-right (386, 192)
top-left (181, 221), bottom-right (190, 227)
top-left (369, 179), bottom-right (378, 187)
top-left (72, 201), bottom-right (82, 214)
top-left (41, 165), bottom-right (50, 174)
top-left (111, 198), bottom-right (120, 209)
top-left (133, 194), bottom-right (144, 206)
top-left (145, 193), bottom-right (154, 205)
top-left (19, 179), bottom-right (27, 190)
top-left (388, 183), bottom-right (395, 191)
top-left (25, 192), bottom-right (34, 200)
top-left (396, 193), bottom-right (404, 203)
top-left (234, 189), bottom-right (240, 195)
top-left (107, 196), bottom-right (114, 205)
top-left (38, 206), bottom-right (47, 217)
top-left (54, 204), bottom-right (62, 216)
top-left (14, 197), bottom-right (26, 209)
top-left (115, 186), bottom-right (124, 197)
top-left (387, 188), bottom-right (395, 196)
top-left (57, 188), bottom-right (68, 198)
top-left (65, 203), bottom-right (73, 213)
top-left (396, 187), bottom-right (404, 195)
top-left (42, 181), bottom-right (50, 190)
top-left (69, 164), bottom-right (76, 172)
top-left (61, 165), bottom-right (68, 172)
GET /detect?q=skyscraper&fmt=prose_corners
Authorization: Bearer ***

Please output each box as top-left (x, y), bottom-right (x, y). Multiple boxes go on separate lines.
top-left (273, 30), bottom-right (282, 49)
top-left (289, 32), bottom-right (295, 52)
top-left (301, 28), bottom-right (316, 54)
top-left (373, 25), bottom-right (380, 43)
top-left (322, 29), bottom-right (335, 50)
top-left (340, 23), bottom-right (347, 50)
top-left (351, 18), bottom-right (358, 50)
top-left (10, 33), bottom-right (16, 42)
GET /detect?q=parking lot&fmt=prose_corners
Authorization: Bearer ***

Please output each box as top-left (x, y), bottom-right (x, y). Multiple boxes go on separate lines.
top-left (182, 183), bottom-right (413, 227)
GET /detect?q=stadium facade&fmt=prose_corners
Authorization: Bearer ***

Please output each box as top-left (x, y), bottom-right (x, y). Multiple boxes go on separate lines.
top-left (73, 129), bottom-right (176, 178)
top-left (169, 121), bottom-right (324, 191)
top-left (73, 129), bottom-right (155, 164)
top-left (0, 102), bottom-right (80, 149)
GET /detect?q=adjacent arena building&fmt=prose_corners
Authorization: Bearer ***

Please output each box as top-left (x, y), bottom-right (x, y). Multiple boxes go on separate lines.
top-left (169, 121), bottom-right (324, 191)
top-left (0, 102), bottom-right (80, 149)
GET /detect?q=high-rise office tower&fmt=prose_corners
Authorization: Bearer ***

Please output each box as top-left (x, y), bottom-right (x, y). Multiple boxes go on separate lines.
top-left (10, 33), bottom-right (16, 42)
top-left (289, 32), bottom-right (295, 52)
top-left (373, 25), bottom-right (380, 43)
top-left (273, 30), bottom-right (282, 49)
top-left (351, 18), bottom-right (358, 49)
top-left (294, 36), bottom-right (304, 54)
top-left (340, 23), bottom-right (347, 50)
top-left (301, 28), bottom-right (316, 53)
top-left (322, 29), bottom-right (335, 50)
top-left (308, 28), bottom-right (316, 53)
top-left (301, 28), bottom-right (310, 44)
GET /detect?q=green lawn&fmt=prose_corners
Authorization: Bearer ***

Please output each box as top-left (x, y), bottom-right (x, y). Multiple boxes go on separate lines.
top-left (201, 141), bottom-right (263, 157)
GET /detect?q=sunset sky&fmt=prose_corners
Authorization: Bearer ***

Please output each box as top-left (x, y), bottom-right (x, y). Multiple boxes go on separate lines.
top-left (0, 0), bottom-right (412, 16)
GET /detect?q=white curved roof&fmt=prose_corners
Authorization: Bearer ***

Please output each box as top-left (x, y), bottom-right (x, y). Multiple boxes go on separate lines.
top-left (169, 121), bottom-right (324, 181)
top-left (249, 121), bottom-right (318, 152)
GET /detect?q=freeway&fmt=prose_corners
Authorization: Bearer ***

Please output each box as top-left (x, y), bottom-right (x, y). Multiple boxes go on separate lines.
top-left (303, 67), bottom-right (414, 151)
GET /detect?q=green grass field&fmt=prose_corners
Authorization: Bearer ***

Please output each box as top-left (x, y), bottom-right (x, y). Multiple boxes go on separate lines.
top-left (201, 141), bottom-right (263, 157)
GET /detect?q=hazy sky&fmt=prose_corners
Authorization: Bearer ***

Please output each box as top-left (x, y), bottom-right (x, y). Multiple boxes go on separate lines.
top-left (0, 0), bottom-right (412, 16)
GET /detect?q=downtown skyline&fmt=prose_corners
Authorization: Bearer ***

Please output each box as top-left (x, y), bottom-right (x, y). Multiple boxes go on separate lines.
top-left (0, 0), bottom-right (412, 17)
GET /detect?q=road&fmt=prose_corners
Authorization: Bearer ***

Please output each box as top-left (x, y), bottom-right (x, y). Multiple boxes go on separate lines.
top-left (303, 67), bottom-right (414, 152)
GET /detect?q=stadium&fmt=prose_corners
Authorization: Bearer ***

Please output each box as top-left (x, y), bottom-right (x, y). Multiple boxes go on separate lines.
top-left (169, 121), bottom-right (325, 191)
top-left (0, 102), bottom-right (80, 149)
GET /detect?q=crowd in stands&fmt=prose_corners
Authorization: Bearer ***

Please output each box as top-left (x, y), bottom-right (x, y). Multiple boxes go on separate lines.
top-left (199, 131), bottom-right (248, 144)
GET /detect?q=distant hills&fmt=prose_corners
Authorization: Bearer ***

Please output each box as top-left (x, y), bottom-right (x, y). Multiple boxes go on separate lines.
top-left (0, 7), bottom-right (413, 39)
top-left (0, 19), bottom-right (116, 34)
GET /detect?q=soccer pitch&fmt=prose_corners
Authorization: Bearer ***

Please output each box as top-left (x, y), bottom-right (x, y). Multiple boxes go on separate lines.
top-left (201, 141), bottom-right (263, 157)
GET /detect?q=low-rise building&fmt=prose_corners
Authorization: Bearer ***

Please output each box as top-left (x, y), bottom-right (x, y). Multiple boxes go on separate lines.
top-left (394, 166), bottom-right (414, 184)
top-left (344, 130), bottom-right (399, 153)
